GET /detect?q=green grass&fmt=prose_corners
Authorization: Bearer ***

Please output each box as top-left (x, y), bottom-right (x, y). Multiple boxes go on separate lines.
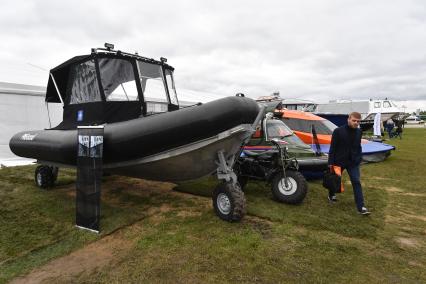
top-left (1, 128), bottom-right (425, 283)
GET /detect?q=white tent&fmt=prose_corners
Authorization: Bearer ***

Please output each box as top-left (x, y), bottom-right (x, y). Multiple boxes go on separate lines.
top-left (0, 82), bottom-right (62, 166)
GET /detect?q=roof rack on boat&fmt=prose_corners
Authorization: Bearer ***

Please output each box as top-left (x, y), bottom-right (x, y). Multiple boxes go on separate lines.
top-left (90, 43), bottom-right (173, 69)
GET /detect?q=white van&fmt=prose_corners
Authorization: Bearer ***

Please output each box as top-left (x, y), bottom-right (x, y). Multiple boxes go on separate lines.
top-left (405, 115), bottom-right (424, 124)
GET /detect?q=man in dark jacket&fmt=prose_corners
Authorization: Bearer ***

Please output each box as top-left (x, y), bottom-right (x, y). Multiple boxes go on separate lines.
top-left (328, 112), bottom-right (370, 215)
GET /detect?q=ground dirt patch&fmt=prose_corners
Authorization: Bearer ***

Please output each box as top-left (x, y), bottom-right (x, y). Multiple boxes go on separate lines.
top-left (400, 212), bottom-right (426, 222)
top-left (396, 237), bottom-right (420, 249)
top-left (383, 186), bottom-right (403, 193)
top-left (379, 186), bottom-right (426, 197)
top-left (7, 178), bottom-right (212, 284)
top-left (370, 176), bottom-right (393, 181)
top-left (243, 216), bottom-right (274, 239)
top-left (402, 192), bottom-right (426, 197)
top-left (10, 231), bottom-right (134, 284)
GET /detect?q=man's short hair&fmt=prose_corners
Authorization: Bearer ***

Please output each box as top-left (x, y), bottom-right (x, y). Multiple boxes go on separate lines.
top-left (349, 112), bottom-right (361, 119)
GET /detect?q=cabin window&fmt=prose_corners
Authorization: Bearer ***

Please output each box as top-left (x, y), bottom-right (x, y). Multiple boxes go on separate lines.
top-left (374, 102), bottom-right (381, 108)
top-left (98, 58), bottom-right (139, 101)
top-left (383, 101), bottom-right (391, 108)
top-left (68, 60), bottom-right (102, 104)
top-left (165, 69), bottom-right (179, 106)
top-left (137, 61), bottom-right (169, 112)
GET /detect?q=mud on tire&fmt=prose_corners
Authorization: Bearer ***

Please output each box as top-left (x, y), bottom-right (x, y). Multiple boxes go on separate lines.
top-left (271, 170), bottom-right (307, 204)
top-left (212, 182), bottom-right (246, 222)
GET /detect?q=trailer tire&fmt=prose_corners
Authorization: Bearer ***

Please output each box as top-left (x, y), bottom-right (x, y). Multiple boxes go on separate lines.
top-left (35, 165), bottom-right (55, 189)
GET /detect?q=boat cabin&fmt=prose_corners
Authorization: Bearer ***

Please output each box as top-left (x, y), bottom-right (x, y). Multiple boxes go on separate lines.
top-left (46, 44), bottom-right (180, 129)
top-left (314, 99), bottom-right (402, 122)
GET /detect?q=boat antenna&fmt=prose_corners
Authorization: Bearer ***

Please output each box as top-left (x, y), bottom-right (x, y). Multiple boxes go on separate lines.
top-left (27, 62), bottom-right (47, 71)
top-left (27, 62), bottom-right (53, 127)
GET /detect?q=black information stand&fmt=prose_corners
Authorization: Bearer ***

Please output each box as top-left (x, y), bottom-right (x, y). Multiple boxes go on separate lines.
top-left (76, 126), bottom-right (104, 233)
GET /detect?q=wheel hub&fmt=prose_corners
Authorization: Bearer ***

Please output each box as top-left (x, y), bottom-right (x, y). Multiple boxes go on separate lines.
top-left (278, 177), bottom-right (297, 195)
top-left (36, 172), bottom-right (43, 186)
top-left (217, 193), bottom-right (231, 215)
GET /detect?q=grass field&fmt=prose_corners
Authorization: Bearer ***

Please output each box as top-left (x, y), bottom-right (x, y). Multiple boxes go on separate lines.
top-left (1, 128), bottom-right (425, 283)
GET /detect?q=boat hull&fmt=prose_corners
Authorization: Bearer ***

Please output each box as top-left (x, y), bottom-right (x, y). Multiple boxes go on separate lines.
top-left (311, 141), bottom-right (395, 163)
top-left (297, 156), bottom-right (328, 171)
top-left (105, 125), bottom-right (251, 181)
top-left (10, 96), bottom-right (259, 181)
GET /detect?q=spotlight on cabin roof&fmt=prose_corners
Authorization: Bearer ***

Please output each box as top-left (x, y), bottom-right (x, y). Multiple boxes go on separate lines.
top-left (104, 42), bottom-right (114, 50)
top-left (160, 57), bottom-right (167, 63)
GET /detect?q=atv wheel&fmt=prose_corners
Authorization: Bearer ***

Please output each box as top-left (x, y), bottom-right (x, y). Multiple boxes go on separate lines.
top-left (212, 182), bottom-right (246, 222)
top-left (271, 170), bottom-right (307, 204)
top-left (35, 165), bottom-right (55, 189)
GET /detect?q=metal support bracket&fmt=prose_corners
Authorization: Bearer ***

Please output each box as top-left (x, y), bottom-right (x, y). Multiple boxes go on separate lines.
top-left (216, 150), bottom-right (238, 185)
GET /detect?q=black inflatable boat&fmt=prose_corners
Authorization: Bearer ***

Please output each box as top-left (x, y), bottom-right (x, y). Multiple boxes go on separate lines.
top-left (11, 95), bottom-right (258, 181)
top-left (10, 45), bottom-right (260, 183)
top-left (9, 45), bottom-right (263, 222)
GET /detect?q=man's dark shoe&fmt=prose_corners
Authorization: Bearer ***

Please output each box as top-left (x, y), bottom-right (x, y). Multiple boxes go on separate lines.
top-left (328, 195), bottom-right (337, 203)
top-left (359, 207), bottom-right (370, 215)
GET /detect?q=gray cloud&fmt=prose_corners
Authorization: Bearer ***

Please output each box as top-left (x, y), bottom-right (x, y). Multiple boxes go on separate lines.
top-left (1, 0), bottom-right (426, 111)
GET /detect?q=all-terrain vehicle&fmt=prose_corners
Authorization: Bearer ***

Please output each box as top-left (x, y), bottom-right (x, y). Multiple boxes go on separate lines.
top-left (233, 113), bottom-right (309, 204)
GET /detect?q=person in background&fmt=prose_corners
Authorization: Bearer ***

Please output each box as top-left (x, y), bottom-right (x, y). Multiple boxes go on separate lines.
top-left (328, 112), bottom-right (370, 215)
top-left (393, 120), bottom-right (403, 139)
top-left (386, 118), bottom-right (395, 138)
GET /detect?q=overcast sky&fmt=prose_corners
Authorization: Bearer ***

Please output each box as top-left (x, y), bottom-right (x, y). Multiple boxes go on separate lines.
top-left (1, 0), bottom-right (426, 112)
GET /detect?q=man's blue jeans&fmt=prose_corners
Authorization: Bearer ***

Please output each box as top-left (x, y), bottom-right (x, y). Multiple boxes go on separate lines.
top-left (345, 165), bottom-right (365, 211)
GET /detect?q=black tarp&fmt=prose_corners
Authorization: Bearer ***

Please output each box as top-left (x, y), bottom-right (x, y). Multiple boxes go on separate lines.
top-left (46, 55), bottom-right (92, 103)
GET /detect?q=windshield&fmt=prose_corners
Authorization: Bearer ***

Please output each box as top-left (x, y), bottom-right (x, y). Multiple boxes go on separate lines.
top-left (266, 120), bottom-right (293, 138)
top-left (165, 69), bottom-right (179, 105)
top-left (137, 61), bottom-right (168, 103)
top-left (137, 61), bottom-right (171, 114)
top-left (282, 118), bottom-right (337, 135)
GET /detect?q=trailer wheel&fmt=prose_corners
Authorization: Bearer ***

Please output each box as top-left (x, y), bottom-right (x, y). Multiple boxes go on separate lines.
top-left (213, 182), bottom-right (246, 222)
top-left (271, 170), bottom-right (307, 204)
top-left (35, 165), bottom-right (55, 189)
